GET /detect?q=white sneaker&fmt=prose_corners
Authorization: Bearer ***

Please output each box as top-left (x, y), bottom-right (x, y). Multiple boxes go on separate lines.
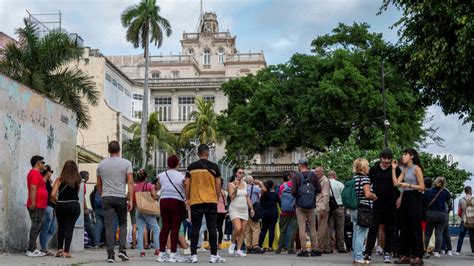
top-left (167, 252), bottom-right (185, 263)
top-left (228, 243), bottom-right (236, 255)
top-left (185, 255), bottom-right (198, 263)
top-left (433, 252), bottom-right (441, 258)
top-left (441, 250), bottom-right (446, 255)
top-left (26, 250), bottom-right (45, 257)
top-left (235, 250), bottom-right (246, 257)
top-left (447, 250), bottom-right (453, 256)
top-left (156, 252), bottom-right (169, 262)
top-left (454, 251), bottom-right (460, 256)
top-left (183, 248), bottom-right (191, 255)
top-left (210, 255), bottom-right (226, 263)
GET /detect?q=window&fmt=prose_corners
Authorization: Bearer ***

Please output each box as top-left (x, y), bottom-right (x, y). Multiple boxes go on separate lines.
top-left (188, 48), bottom-right (194, 55)
top-left (133, 111), bottom-right (142, 119)
top-left (178, 96), bottom-right (195, 121)
top-left (133, 94), bottom-right (143, 100)
top-left (106, 73), bottom-right (112, 82)
top-left (124, 89), bottom-right (130, 97)
top-left (203, 96), bottom-right (215, 103)
top-left (112, 79), bottom-right (117, 87)
top-left (155, 97), bottom-right (172, 121)
top-left (218, 48), bottom-right (225, 64)
top-left (118, 84), bottom-right (124, 92)
top-left (203, 48), bottom-right (211, 65)
top-left (171, 70), bottom-right (180, 78)
top-left (151, 71), bottom-right (160, 79)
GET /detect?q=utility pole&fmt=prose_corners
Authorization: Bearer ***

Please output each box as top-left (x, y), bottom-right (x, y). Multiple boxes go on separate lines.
top-left (381, 59), bottom-right (389, 148)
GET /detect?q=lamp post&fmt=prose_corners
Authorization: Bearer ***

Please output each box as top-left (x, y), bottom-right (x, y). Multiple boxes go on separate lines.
top-left (381, 59), bottom-right (389, 148)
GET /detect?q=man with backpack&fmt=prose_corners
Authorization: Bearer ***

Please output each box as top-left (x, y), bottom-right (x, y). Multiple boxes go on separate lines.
top-left (276, 172), bottom-right (298, 254)
top-left (291, 158), bottom-right (322, 257)
top-left (455, 186), bottom-right (474, 254)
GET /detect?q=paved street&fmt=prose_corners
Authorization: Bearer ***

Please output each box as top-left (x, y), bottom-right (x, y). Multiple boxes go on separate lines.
top-left (1, 238), bottom-right (473, 266)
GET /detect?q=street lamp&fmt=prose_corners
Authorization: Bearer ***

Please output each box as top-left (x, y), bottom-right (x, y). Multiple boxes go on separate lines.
top-left (381, 59), bottom-right (389, 148)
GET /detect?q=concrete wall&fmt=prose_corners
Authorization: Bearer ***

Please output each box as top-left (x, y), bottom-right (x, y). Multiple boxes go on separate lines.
top-left (0, 74), bottom-right (80, 252)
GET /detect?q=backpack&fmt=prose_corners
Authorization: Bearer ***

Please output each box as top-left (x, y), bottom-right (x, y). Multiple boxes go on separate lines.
top-left (281, 183), bottom-right (296, 212)
top-left (464, 198), bottom-right (474, 228)
top-left (297, 172), bottom-right (316, 209)
top-left (341, 178), bottom-right (358, 210)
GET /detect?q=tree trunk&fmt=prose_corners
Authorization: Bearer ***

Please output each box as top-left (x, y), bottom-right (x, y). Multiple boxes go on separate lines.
top-left (140, 29), bottom-right (150, 169)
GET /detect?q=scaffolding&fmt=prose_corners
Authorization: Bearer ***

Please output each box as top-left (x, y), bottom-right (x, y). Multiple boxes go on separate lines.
top-left (26, 10), bottom-right (62, 38)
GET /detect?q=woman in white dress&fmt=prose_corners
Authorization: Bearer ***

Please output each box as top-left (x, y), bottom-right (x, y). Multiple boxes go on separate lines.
top-left (227, 169), bottom-right (254, 257)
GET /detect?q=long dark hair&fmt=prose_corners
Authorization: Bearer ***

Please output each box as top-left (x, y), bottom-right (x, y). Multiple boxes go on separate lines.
top-left (59, 160), bottom-right (81, 189)
top-left (136, 169), bottom-right (148, 182)
top-left (403, 148), bottom-right (423, 171)
top-left (261, 180), bottom-right (274, 199)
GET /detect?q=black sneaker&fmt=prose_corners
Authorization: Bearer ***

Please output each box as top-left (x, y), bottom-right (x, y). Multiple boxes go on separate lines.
top-left (364, 254), bottom-right (372, 263)
top-left (288, 249), bottom-right (295, 254)
top-left (275, 247), bottom-right (283, 254)
top-left (107, 254), bottom-right (115, 263)
top-left (118, 250), bottom-right (130, 261)
top-left (310, 250), bottom-right (322, 257)
top-left (297, 250), bottom-right (309, 257)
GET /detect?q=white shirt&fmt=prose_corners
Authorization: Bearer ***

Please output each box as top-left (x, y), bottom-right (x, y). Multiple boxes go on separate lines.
top-left (157, 169), bottom-right (185, 201)
top-left (329, 178), bottom-right (344, 205)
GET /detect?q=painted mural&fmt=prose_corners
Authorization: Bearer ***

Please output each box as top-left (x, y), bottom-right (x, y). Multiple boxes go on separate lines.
top-left (0, 74), bottom-right (78, 252)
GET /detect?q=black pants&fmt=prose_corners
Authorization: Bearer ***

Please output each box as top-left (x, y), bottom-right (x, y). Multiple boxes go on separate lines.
top-left (28, 208), bottom-right (45, 252)
top-left (259, 210), bottom-right (278, 248)
top-left (191, 203), bottom-right (218, 255)
top-left (217, 213), bottom-right (226, 244)
top-left (365, 207), bottom-right (396, 255)
top-left (103, 196), bottom-right (128, 255)
top-left (399, 191), bottom-right (424, 258)
top-left (56, 202), bottom-right (81, 252)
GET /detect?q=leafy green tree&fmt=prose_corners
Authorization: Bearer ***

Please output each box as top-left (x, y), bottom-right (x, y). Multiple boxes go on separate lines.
top-left (218, 23), bottom-right (426, 162)
top-left (380, 1), bottom-right (474, 129)
top-left (129, 112), bottom-right (176, 165)
top-left (122, 138), bottom-right (143, 167)
top-left (180, 97), bottom-right (222, 145)
top-left (0, 19), bottom-right (98, 128)
top-left (309, 135), bottom-right (471, 195)
top-left (121, 0), bottom-right (172, 167)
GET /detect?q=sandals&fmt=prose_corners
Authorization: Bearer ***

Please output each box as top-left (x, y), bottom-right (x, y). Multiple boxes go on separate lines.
top-left (55, 250), bottom-right (63, 258)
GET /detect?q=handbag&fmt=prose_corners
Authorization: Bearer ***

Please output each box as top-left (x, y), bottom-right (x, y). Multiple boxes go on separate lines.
top-left (329, 181), bottom-right (339, 212)
top-left (135, 183), bottom-right (160, 216)
top-left (165, 171), bottom-right (187, 219)
top-left (357, 204), bottom-right (373, 227)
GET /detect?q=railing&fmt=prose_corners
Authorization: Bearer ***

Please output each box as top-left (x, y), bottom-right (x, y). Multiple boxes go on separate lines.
top-left (226, 53), bottom-right (265, 63)
top-left (251, 164), bottom-right (299, 173)
top-left (134, 77), bottom-right (230, 87)
top-left (183, 33), bottom-right (199, 39)
top-left (183, 32), bottom-right (231, 40)
top-left (149, 55), bottom-right (199, 66)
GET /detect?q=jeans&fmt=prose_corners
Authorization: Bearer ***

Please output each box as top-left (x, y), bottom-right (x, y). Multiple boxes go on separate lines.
top-left (136, 211), bottom-right (160, 251)
top-left (350, 209), bottom-right (369, 261)
top-left (84, 211), bottom-right (96, 246)
top-left (190, 203), bottom-right (218, 255)
top-left (441, 219), bottom-right (452, 251)
top-left (425, 211), bottom-right (448, 253)
top-left (456, 221), bottom-right (474, 252)
top-left (39, 206), bottom-right (57, 251)
top-left (217, 213), bottom-right (227, 244)
top-left (28, 208), bottom-right (45, 252)
top-left (278, 215), bottom-right (298, 250)
top-left (103, 196), bottom-right (128, 255)
top-left (365, 207), bottom-right (396, 255)
top-left (56, 201), bottom-right (81, 252)
top-left (94, 208), bottom-right (105, 245)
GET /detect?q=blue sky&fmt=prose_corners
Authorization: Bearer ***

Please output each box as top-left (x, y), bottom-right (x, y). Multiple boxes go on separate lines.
top-left (1, 0), bottom-right (473, 188)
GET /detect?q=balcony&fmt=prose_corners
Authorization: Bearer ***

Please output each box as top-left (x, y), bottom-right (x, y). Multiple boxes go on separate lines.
top-left (250, 164), bottom-right (299, 177)
top-left (182, 32), bottom-right (232, 41)
top-left (134, 77), bottom-right (230, 88)
top-left (149, 55), bottom-right (199, 66)
top-left (226, 53), bottom-right (265, 64)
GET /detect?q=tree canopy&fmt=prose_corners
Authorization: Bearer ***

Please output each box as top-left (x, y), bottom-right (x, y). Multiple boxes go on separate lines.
top-left (218, 23), bottom-right (426, 162)
top-left (380, 0), bottom-right (474, 129)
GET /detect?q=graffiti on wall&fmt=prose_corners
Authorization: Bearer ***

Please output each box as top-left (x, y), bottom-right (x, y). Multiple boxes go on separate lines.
top-left (0, 74), bottom-right (78, 252)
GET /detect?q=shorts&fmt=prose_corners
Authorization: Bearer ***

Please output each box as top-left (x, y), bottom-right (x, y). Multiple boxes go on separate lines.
top-left (130, 207), bottom-right (137, 225)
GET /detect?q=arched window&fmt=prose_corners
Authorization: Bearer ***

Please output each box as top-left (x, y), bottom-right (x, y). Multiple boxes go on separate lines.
top-left (151, 71), bottom-right (160, 79)
top-left (203, 48), bottom-right (211, 65)
top-left (188, 48), bottom-right (194, 55)
top-left (171, 70), bottom-right (180, 78)
top-left (237, 68), bottom-right (251, 76)
top-left (218, 48), bottom-right (225, 64)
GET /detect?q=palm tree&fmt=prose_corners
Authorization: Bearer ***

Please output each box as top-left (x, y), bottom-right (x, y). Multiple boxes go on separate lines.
top-left (121, 0), bottom-right (172, 168)
top-left (129, 112), bottom-right (176, 165)
top-left (122, 138), bottom-right (143, 166)
top-left (180, 97), bottom-right (222, 145)
top-left (0, 19), bottom-right (98, 128)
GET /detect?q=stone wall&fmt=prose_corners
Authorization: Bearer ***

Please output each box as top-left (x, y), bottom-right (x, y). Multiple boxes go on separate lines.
top-left (0, 74), bottom-right (80, 252)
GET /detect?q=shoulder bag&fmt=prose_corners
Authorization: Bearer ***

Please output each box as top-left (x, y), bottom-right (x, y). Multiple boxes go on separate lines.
top-left (135, 183), bottom-right (160, 216)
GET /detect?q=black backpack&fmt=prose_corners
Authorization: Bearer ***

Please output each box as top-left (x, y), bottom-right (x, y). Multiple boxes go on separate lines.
top-left (297, 172), bottom-right (316, 209)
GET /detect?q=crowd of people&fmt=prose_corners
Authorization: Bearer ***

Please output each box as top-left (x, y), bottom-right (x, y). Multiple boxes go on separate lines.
top-left (24, 142), bottom-right (474, 264)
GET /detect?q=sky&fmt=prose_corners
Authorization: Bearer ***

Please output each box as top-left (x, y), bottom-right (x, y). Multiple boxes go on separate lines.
top-left (1, 0), bottom-right (473, 188)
